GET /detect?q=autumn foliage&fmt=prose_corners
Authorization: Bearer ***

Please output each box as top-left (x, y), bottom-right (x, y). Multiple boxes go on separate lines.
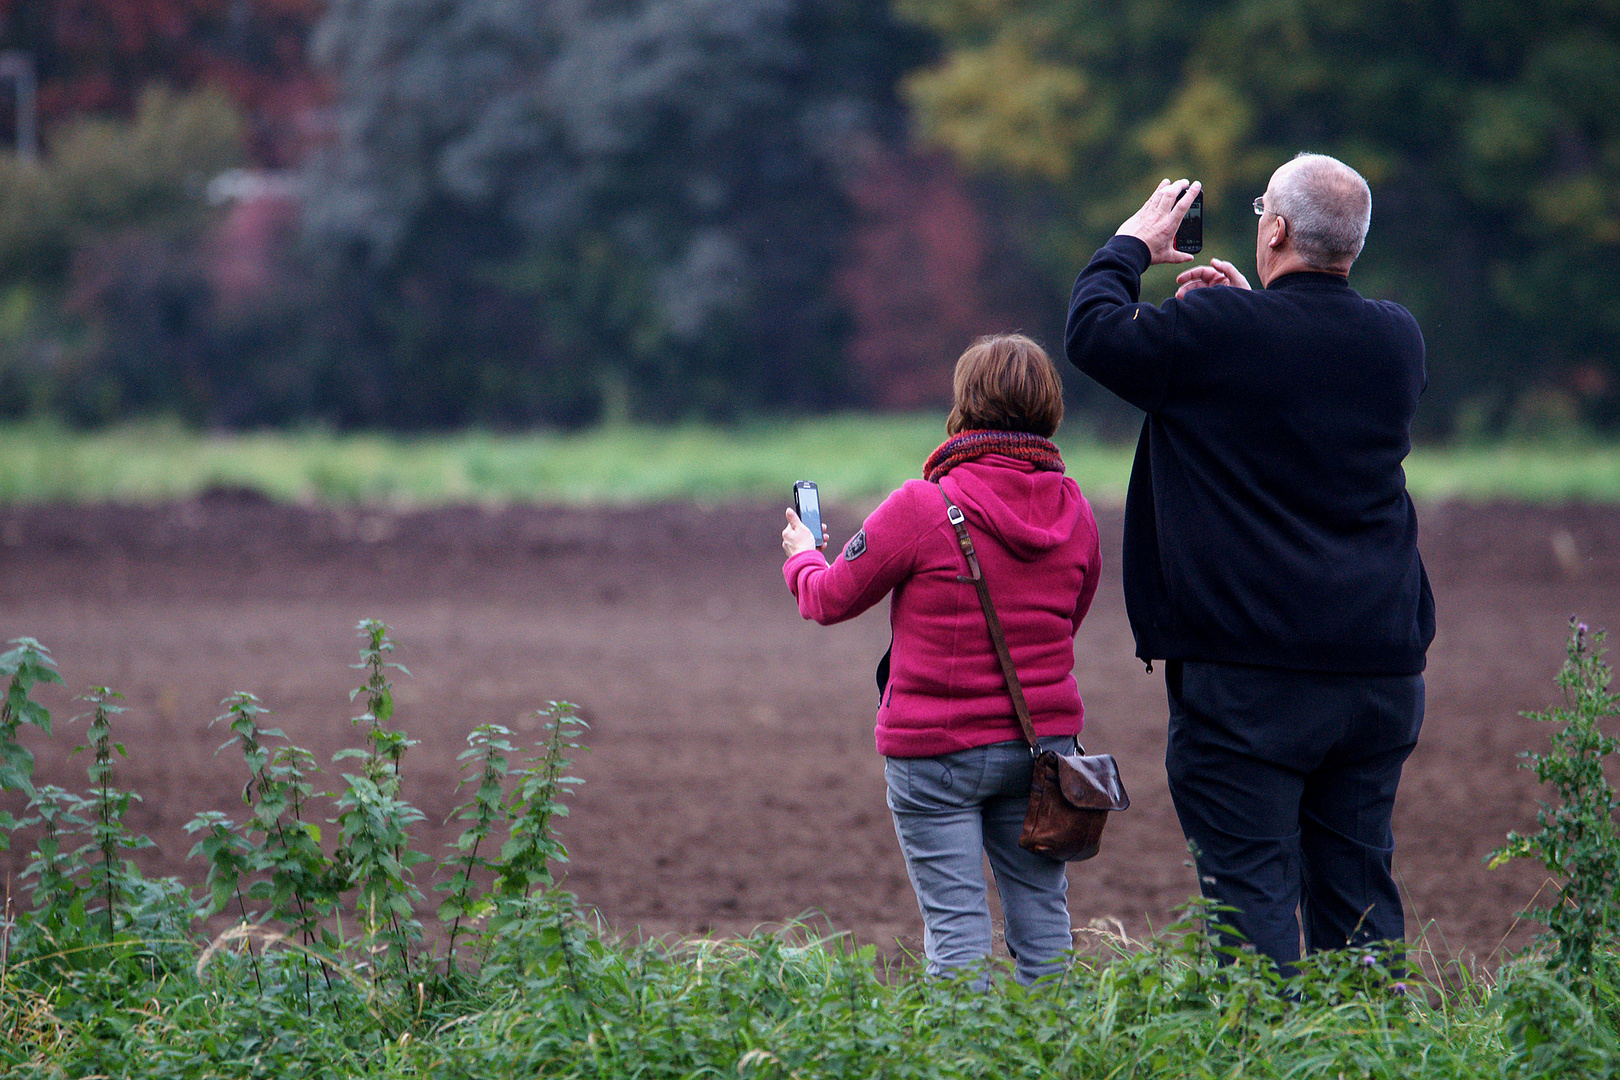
top-left (0, 0), bottom-right (323, 164)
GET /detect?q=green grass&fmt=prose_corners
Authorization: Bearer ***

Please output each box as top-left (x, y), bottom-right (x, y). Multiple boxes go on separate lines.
top-left (1403, 442), bottom-right (1620, 504)
top-left (1, 417), bottom-right (1619, 506)
top-left (2, 903), bottom-right (1615, 1079)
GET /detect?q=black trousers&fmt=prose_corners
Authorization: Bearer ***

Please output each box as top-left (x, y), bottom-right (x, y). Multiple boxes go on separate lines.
top-left (1164, 659), bottom-right (1425, 972)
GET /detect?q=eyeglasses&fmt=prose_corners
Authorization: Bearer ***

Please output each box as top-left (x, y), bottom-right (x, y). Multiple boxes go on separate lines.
top-left (1253, 195), bottom-right (1288, 238)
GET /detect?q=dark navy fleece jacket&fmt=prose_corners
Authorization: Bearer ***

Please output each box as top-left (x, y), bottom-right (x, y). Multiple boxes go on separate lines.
top-left (1065, 235), bottom-right (1434, 675)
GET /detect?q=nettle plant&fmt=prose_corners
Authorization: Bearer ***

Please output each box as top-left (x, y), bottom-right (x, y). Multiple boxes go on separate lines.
top-left (1492, 618), bottom-right (1620, 996)
top-left (0, 638), bottom-right (62, 836)
top-left (0, 622), bottom-right (590, 1013)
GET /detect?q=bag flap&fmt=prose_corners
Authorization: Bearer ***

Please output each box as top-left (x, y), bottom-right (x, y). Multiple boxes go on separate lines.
top-left (1051, 752), bottom-right (1130, 811)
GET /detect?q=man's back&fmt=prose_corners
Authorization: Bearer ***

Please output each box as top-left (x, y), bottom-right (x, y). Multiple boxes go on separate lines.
top-left (1066, 234), bottom-right (1435, 674)
top-left (1071, 160), bottom-right (1432, 972)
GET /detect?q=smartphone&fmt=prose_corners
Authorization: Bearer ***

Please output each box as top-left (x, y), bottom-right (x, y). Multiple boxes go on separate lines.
top-left (792, 480), bottom-right (823, 548)
top-left (1174, 187), bottom-right (1203, 254)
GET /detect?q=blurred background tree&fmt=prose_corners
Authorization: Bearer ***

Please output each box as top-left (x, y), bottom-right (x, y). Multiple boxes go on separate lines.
top-left (0, 0), bottom-right (948, 428)
top-left (0, 86), bottom-right (244, 422)
top-left (298, 0), bottom-right (929, 426)
top-left (899, 0), bottom-right (1620, 437)
top-left (0, 0), bottom-right (321, 163)
top-left (0, 0), bottom-right (316, 424)
top-left (0, 0), bottom-right (1616, 434)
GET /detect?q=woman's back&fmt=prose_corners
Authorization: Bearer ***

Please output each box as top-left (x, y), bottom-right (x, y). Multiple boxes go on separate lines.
top-left (780, 332), bottom-right (1099, 988)
top-left (784, 453), bottom-right (1100, 757)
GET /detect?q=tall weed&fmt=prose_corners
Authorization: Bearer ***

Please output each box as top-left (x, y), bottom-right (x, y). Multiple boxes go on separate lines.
top-left (0, 638), bottom-right (61, 840)
top-left (74, 687), bottom-right (153, 942)
top-left (438, 722), bottom-right (514, 971)
top-left (1491, 618), bottom-right (1620, 997)
top-left (332, 619), bottom-right (427, 984)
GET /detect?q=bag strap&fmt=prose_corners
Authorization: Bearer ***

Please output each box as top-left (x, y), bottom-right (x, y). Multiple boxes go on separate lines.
top-left (933, 481), bottom-right (1040, 753)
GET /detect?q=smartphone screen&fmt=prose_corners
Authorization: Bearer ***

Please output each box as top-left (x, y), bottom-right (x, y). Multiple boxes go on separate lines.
top-left (1174, 188), bottom-right (1203, 254)
top-left (793, 481), bottom-right (822, 547)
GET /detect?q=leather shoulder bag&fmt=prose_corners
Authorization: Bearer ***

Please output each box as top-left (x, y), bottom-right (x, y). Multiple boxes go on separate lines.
top-left (934, 481), bottom-right (1129, 861)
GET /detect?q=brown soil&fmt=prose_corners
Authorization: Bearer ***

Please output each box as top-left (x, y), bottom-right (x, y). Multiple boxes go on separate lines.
top-left (1, 494), bottom-right (1617, 967)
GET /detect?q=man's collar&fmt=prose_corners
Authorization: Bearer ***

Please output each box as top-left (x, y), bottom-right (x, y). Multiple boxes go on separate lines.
top-left (1264, 270), bottom-right (1352, 291)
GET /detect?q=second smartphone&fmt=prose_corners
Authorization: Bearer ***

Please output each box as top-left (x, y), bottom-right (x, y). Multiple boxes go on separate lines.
top-left (792, 480), bottom-right (823, 547)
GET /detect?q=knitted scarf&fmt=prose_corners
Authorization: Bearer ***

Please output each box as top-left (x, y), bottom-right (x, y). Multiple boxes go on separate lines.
top-left (922, 429), bottom-right (1065, 482)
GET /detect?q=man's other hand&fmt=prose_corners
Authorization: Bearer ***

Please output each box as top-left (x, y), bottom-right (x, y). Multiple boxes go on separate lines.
top-left (1175, 258), bottom-right (1252, 298)
top-left (1117, 179), bottom-right (1201, 265)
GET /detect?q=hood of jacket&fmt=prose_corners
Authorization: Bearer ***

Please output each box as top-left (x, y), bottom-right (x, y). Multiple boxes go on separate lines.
top-left (938, 454), bottom-right (1084, 561)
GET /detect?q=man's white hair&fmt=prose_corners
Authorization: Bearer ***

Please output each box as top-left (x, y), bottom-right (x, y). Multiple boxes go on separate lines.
top-left (1271, 153), bottom-right (1371, 269)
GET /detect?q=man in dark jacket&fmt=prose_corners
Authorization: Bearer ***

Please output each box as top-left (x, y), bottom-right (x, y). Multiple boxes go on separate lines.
top-left (1065, 154), bottom-right (1435, 972)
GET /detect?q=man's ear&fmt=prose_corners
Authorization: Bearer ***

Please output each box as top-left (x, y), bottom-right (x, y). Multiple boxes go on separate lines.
top-left (1267, 215), bottom-right (1288, 250)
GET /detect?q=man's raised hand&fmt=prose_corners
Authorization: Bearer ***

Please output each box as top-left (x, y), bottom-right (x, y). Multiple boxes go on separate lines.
top-left (1117, 179), bottom-right (1202, 266)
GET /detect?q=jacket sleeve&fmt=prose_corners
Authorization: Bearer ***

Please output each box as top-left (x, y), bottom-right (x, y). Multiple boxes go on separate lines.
top-left (1064, 235), bottom-right (1177, 413)
top-left (1071, 518), bottom-right (1103, 635)
top-left (783, 484), bottom-right (925, 625)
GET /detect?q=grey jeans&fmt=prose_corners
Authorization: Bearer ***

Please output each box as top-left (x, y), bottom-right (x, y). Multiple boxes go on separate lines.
top-left (884, 736), bottom-right (1076, 986)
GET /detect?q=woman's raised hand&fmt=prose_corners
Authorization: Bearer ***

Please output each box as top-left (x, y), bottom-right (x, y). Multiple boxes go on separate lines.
top-left (782, 508), bottom-right (828, 557)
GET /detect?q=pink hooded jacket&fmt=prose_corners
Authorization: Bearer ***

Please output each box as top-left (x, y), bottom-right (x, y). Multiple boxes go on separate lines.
top-left (784, 454), bottom-right (1101, 757)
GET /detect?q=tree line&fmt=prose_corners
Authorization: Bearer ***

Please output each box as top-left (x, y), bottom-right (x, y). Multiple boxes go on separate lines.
top-left (0, 0), bottom-right (1615, 435)
top-left (901, 0), bottom-right (1620, 437)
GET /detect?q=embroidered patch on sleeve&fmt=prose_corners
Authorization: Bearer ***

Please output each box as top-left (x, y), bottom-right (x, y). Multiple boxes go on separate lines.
top-left (842, 529), bottom-right (867, 561)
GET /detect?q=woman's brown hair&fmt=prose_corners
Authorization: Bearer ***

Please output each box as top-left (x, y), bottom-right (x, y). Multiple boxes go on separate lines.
top-left (946, 333), bottom-right (1064, 438)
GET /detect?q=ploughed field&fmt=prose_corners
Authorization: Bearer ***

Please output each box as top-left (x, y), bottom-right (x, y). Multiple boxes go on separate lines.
top-left (1, 495), bottom-right (1616, 966)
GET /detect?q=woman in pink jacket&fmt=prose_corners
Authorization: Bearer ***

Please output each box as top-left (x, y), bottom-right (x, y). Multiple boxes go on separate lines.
top-left (781, 334), bottom-right (1102, 985)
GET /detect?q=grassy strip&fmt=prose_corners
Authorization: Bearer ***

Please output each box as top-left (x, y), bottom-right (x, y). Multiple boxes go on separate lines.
top-left (6, 418), bottom-right (1620, 506)
top-left (0, 415), bottom-right (1112, 506)
top-left (1402, 443), bottom-right (1620, 504)
top-left (2, 905), bottom-right (1610, 1080)
top-left (0, 416), bottom-right (970, 505)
